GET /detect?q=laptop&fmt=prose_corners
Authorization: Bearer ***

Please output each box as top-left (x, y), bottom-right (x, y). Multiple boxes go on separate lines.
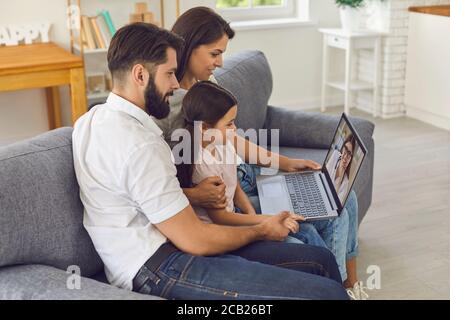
top-left (256, 113), bottom-right (367, 221)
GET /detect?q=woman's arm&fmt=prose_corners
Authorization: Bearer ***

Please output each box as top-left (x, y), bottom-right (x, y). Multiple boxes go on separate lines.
top-left (233, 183), bottom-right (257, 215)
top-left (234, 135), bottom-right (321, 172)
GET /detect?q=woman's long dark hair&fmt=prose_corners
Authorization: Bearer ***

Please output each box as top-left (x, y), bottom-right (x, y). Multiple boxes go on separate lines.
top-left (176, 81), bottom-right (237, 188)
top-left (171, 7), bottom-right (235, 82)
top-left (342, 134), bottom-right (356, 178)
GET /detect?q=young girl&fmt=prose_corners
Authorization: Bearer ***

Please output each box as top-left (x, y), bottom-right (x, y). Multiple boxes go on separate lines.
top-left (175, 81), bottom-right (323, 245)
top-left (176, 81), bottom-right (368, 299)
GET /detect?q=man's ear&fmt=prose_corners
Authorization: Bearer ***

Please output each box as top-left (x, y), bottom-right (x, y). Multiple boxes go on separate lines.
top-left (131, 64), bottom-right (147, 87)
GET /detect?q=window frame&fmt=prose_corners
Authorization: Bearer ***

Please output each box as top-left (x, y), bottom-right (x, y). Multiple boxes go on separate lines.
top-left (216, 0), bottom-right (296, 22)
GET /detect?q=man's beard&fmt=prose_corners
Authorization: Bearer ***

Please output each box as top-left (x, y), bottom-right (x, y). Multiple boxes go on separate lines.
top-left (144, 78), bottom-right (172, 120)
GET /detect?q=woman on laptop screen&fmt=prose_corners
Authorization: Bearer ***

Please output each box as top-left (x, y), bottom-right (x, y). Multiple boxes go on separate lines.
top-left (327, 134), bottom-right (356, 203)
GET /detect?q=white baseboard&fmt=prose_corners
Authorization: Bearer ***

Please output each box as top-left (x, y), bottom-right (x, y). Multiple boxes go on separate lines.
top-left (406, 107), bottom-right (450, 131)
top-left (380, 111), bottom-right (406, 119)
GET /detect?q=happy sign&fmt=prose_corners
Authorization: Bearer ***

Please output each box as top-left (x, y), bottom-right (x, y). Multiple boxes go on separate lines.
top-left (0, 23), bottom-right (52, 46)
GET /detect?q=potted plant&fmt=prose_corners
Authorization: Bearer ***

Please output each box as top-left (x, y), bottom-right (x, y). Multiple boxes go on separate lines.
top-left (366, 0), bottom-right (389, 32)
top-left (336, 0), bottom-right (366, 32)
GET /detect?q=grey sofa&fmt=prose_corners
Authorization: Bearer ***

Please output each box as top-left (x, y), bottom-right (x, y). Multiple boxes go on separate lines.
top-left (0, 50), bottom-right (374, 300)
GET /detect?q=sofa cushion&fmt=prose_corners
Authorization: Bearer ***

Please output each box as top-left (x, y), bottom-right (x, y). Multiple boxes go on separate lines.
top-left (0, 265), bottom-right (160, 300)
top-left (0, 128), bottom-right (103, 276)
top-left (215, 50), bottom-right (272, 131)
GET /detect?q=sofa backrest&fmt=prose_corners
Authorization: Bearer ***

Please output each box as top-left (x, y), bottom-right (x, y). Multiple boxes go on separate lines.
top-left (0, 128), bottom-right (103, 276)
top-left (214, 50), bottom-right (273, 131)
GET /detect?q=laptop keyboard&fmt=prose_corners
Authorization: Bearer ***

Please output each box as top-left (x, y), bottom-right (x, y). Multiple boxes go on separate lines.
top-left (285, 173), bottom-right (328, 218)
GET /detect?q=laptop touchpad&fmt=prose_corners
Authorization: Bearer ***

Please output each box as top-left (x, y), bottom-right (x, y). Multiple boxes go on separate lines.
top-left (261, 183), bottom-right (284, 197)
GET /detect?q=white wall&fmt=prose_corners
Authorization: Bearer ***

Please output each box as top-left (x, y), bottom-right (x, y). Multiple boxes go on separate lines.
top-left (0, 0), bottom-right (342, 145)
top-left (356, 0), bottom-right (450, 118)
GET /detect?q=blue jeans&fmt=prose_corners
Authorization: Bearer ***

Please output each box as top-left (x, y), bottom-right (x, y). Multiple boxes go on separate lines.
top-left (135, 241), bottom-right (348, 300)
top-left (304, 191), bottom-right (359, 281)
top-left (237, 163), bottom-right (359, 281)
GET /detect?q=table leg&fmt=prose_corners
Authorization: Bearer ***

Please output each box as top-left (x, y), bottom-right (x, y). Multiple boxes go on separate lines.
top-left (373, 37), bottom-right (381, 117)
top-left (344, 40), bottom-right (353, 115)
top-left (321, 36), bottom-right (329, 112)
top-left (46, 87), bottom-right (61, 130)
top-left (70, 67), bottom-right (88, 125)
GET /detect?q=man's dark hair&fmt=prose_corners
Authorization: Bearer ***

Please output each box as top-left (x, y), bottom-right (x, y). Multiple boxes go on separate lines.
top-left (107, 22), bottom-right (184, 81)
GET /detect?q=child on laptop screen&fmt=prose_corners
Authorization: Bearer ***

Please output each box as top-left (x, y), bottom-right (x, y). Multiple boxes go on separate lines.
top-left (174, 81), bottom-right (322, 245)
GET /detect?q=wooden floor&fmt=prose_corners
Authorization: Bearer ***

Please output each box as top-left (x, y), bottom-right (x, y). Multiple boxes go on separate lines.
top-left (321, 107), bottom-right (450, 300)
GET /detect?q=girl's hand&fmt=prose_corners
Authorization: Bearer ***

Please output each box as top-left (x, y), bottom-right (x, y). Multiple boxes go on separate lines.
top-left (282, 213), bottom-right (305, 233)
top-left (282, 158), bottom-right (321, 173)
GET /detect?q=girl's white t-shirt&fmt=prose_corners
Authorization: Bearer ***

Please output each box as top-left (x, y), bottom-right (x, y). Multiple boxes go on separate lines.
top-left (192, 141), bottom-right (239, 223)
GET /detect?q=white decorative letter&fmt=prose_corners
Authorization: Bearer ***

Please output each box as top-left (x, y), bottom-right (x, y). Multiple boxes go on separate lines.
top-left (7, 25), bottom-right (25, 45)
top-left (23, 25), bottom-right (40, 44)
top-left (38, 22), bottom-right (51, 43)
top-left (0, 26), bottom-right (12, 46)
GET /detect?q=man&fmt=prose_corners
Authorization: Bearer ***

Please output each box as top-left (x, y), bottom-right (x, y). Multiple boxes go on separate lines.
top-left (72, 23), bottom-right (347, 300)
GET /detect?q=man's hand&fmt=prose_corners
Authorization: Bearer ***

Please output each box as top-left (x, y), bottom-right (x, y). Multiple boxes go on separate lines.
top-left (258, 211), bottom-right (302, 241)
top-left (281, 158), bottom-right (321, 173)
top-left (187, 176), bottom-right (227, 209)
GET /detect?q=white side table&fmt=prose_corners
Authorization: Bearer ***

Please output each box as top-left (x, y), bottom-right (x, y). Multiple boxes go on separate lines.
top-left (319, 28), bottom-right (383, 117)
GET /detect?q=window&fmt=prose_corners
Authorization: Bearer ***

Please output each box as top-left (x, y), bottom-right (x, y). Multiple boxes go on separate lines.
top-left (216, 0), bottom-right (296, 21)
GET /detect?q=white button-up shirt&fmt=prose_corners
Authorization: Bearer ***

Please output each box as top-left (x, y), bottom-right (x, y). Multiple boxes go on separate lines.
top-left (72, 93), bottom-right (189, 290)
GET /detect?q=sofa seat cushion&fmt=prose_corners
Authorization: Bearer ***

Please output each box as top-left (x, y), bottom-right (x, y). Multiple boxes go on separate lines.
top-left (0, 265), bottom-right (160, 300)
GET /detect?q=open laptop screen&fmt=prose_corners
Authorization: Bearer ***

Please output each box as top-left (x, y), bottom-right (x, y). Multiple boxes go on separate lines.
top-left (323, 114), bottom-right (367, 210)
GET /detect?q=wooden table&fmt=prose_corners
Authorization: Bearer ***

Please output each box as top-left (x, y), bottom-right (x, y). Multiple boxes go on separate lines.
top-left (0, 42), bottom-right (87, 129)
top-left (409, 5), bottom-right (450, 17)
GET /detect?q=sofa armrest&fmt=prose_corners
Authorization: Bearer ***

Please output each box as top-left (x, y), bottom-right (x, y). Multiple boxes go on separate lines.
top-left (0, 264), bottom-right (162, 300)
top-left (264, 106), bottom-right (375, 150)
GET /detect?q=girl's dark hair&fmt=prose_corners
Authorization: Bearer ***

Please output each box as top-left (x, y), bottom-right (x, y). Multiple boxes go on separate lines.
top-left (342, 134), bottom-right (356, 178)
top-left (171, 7), bottom-right (235, 82)
top-left (176, 81), bottom-right (237, 188)
top-left (108, 22), bottom-right (183, 81)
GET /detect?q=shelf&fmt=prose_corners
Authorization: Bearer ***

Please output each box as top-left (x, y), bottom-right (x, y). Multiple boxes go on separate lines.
top-left (87, 91), bottom-right (110, 101)
top-left (74, 43), bottom-right (108, 54)
top-left (326, 79), bottom-right (374, 91)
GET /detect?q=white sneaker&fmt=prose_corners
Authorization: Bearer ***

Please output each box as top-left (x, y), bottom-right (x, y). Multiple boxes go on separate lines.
top-left (346, 281), bottom-right (369, 300)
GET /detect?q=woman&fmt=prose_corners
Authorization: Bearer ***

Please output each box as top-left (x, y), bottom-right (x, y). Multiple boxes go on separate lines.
top-left (326, 134), bottom-right (356, 203)
top-left (154, 6), bottom-right (367, 299)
